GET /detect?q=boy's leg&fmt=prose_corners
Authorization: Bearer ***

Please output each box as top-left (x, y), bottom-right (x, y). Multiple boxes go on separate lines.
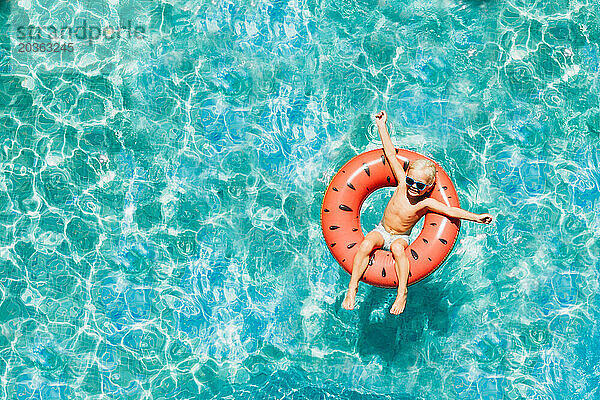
top-left (389, 238), bottom-right (410, 314)
top-left (342, 231), bottom-right (384, 310)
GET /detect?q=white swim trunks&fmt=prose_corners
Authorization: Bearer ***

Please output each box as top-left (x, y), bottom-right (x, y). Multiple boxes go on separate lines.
top-left (372, 222), bottom-right (411, 251)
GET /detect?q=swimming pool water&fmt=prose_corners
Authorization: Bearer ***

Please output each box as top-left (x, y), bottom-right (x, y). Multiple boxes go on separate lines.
top-left (1, 0), bottom-right (599, 398)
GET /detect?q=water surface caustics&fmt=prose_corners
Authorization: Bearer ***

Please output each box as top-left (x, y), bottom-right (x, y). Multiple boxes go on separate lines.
top-left (0, 0), bottom-right (599, 398)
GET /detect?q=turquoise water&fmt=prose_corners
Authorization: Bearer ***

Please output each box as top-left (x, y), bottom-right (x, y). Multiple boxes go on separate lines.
top-left (1, 0), bottom-right (599, 398)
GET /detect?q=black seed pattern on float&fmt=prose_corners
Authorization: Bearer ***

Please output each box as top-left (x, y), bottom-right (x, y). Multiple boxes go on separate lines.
top-left (332, 187), bottom-right (338, 191)
top-left (428, 257), bottom-right (432, 261)
top-left (410, 249), bottom-right (418, 260)
top-left (347, 242), bottom-right (357, 249)
top-left (324, 209), bottom-right (329, 212)
top-left (430, 222), bottom-right (437, 226)
top-left (339, 204), bottom-right (352, 211)
top-left (408, 270), bottom-right (412, 277)
top-left (330, 243), bottom-right (336, 247)
top-left (381, 155), bottom-right (386, 165)
top-left (347, 182), bottom-right (356, 190)
top-left (362, 163), bottom-right (370, 176)
top-left (387, 176), bottom-right (390, 183)
top-left (329, 226), bottom-right (340, 230)
top-left (439, 238), bottom-right (448, 245)
top-left (382, 267), bottom-right (386, 277)
top-left (352, 228), bottom-right (358, 232)
top-left (368, 253), bottom-right (375, 266)
top-left (423, 238), bottom-right (428, 243)
top-left (442, 186), bottom-right (448, 190)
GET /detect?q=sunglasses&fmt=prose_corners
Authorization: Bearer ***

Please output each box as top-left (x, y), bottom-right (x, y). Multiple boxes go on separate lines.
top-left (406, 176), bottom-right (432, 191)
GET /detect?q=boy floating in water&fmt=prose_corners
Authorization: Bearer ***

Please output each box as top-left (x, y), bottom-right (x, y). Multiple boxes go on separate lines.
top-left (342, 110), bottom-right (493, 314)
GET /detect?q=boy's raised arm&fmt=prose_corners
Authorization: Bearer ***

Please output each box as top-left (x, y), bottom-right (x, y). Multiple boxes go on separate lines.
top-left (375, 111), bottom-right (406, 186)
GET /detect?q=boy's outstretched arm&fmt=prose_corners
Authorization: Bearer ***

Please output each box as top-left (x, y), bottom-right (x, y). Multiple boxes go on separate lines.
top-left (375, 111), bottom-right (406, 189)
top-left (422, 198), bottom-right (493, 224)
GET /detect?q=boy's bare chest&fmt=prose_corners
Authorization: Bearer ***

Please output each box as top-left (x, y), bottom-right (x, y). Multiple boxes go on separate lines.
top-left (385, 195), bottom-right (420, 220)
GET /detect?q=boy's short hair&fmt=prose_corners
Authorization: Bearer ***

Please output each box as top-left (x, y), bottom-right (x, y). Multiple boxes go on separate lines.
top-left (408, 159), bottom-right (437, 184)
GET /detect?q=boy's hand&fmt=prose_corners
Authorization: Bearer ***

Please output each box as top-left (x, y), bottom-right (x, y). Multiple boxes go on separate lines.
top-left (477, 213), bottom-right (493, 224)
top-left (375, 110), bottom-right (387, 127)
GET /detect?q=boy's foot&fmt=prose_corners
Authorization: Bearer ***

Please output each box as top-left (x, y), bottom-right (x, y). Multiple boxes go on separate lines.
top-left (342, 287), bottom-right (358, 310)
top-left (390, 290), bottom-right (407, 314)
